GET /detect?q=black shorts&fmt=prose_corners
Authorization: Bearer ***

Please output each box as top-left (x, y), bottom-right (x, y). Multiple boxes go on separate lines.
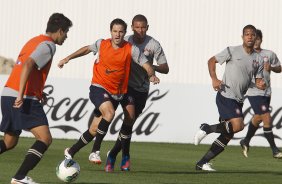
top-left (0, 96), bottom-right (48, 135)
top-left (216, 92), bottom-right (243, 121)
top-left (92, 86), bottom-right (148, 118)
top-left (126, 86), bottom-right (148, 118)
top-left (247, 96), bottom-right (270, 115)
top-left (89, 85), bottom-right (131, 112)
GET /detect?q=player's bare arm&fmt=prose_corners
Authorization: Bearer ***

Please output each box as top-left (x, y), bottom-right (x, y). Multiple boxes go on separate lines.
top-left (153, 63), bottom-right (169, 74)
top-left (208, 56), bottom-right (222, 91)
top-left (142, 62), bottom-right (160, 84)
top-left (58, 46), bottom-right (91, 68)
top-left (14, 57), bottom-right (36, 108)
top-left (271, 65), bottom-right (282, 73)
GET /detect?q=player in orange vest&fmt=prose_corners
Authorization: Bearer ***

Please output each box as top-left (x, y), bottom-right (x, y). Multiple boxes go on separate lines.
top-left (58, 18), bottom-right (159, 165)
top-left (0, 13), bottom-right (72, 184)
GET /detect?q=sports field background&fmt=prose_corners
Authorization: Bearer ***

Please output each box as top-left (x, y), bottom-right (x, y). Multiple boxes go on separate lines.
top-left (0, 137), bottom-right (281, 184)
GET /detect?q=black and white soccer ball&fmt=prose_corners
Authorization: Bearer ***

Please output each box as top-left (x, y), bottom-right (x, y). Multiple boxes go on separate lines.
top-left (56, 159), bottom-right (80, 183)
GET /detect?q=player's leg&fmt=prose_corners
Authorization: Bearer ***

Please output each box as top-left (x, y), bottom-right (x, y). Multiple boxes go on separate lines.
top-left (240, 96), bottom-right (280, 158)
top-left (243, 115), bottom-right (261, 143)
top-left (0, 96), bottom-right (21, 153)
top-left (119, 103), bottom-right (135, 171)
top-left (65, 86), bottom-right (112, 163)
top-left (0, 132), bottom-right (19, 154)
top-left (105, 108), bottom-right (133, 172)
top-left (194, 93), bottom-right (244, 145)
top-left (13, 125), bottom-right (51, 182)
top-left (240, 114), bottom-right (260, 157)
top-left (260, 112), bottom-right (282, 158)
top-left (90, 100), bottom-right (116, 164)
top-left (196, 117), bottom-right (243, 171)
top-left (241, 96), bottom-right (262, 145)
top-left (106, 106), bottom-right (135, 172)
top-left (65, 111), bottom-right (101, 159)
top-left (106, 107), bottom-right (134, 156)
top-left (105, 104), bottom-right (134, 172)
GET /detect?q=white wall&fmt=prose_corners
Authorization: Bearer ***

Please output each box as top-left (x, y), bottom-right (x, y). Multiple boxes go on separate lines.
top-left (1, 0), bottom-right (282, 146)
top-left (1, 0), bottom-right (282, 86)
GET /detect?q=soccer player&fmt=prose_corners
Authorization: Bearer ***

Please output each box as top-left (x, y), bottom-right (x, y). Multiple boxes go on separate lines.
top-left (0, 13), bottom-right (72, 184)
top-left (104, 14), bottom-right (169, 172)
top-left (240, 29), bottom-right (282, 158)
top-left (58, 18), bottom-right (160, 165)
top-left (193, 25), bottom-right (268, 171)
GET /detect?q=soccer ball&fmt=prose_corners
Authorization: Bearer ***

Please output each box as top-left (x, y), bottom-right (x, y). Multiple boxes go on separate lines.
top-left (56, 159), bottom-right (80, 183)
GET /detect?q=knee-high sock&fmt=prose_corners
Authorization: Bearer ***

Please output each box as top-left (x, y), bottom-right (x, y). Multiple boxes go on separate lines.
top-left (14, 140), bottom-right (48, 180)
top-left (110, 136), bottom-right (122, 158)
top-left (120, 124), bottom-right (133, 157)
top-left (263, 127), bottom-right (277, 149)
top-left (92, 118), bottom-right (110, 152)
top-left (110, 124), bottom-right (133, 157)
top-left (244, 121), bottom-right (258, 144)
top-left (69, 129), bottom-right (94, 157)
top-left (205, 121), bottom-right (234, 134)
top-left (197, 133), bottom-right (234, 165)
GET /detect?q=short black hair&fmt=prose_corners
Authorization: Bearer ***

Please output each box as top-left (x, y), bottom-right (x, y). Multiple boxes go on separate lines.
top-left (132, 14), bottom-right (148, 25)
top-left (46, 13), bottom-right (72, 33)
top-left (256, 29), bottom-right (263, 39)
top-left (242, 24), bottom-right (256, 35)
top-left (110, 18), bottom-right (127, 32)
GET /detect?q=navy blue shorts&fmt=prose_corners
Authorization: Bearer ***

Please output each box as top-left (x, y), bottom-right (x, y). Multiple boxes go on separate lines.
top-left (91, 86), bottom-right (147, 118)
top-left (127, 86), bottom-right (148, 118)
top-left (89, 85), bottom-right (130, 111)
top-left (0, 96), bottom-right (48, 135)
top-left (216, 92), bottom-right (244, 121)
top-left (247, 96), bottom-right (270, 115)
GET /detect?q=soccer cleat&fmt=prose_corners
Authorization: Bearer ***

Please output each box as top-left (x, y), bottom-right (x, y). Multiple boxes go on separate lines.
top-left (89, 151), bottom-right (102, 164)
top-left (273, 152), bottom-right (282, 159)
top-left (240, 139), bottom-right (249, 158)
top-left (194, 124), bottom-right (209, 145)
top-left (64, 148), bottom-right (72, 159)
top-left (273, 148), bottom-right (282, 159)
top-left (120, 155), bottom-right (130, 171)
top-left (105, 151), bottom-right (116, 172)
top-left (196, 162), bottom-right (216, 171)
top-left (11, 176), bottom-right (39, 184)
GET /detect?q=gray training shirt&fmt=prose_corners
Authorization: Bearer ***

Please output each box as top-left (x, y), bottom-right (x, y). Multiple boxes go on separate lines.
top-left (215, 45), bottom-right (264, 102)
top-left (247, 49), bottom-right (281, 97)
top-left (125, 35), bottom-right (168, 92)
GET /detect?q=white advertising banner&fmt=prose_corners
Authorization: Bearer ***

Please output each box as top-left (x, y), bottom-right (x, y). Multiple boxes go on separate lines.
top-left (1, 75), bottom-right (282, 147)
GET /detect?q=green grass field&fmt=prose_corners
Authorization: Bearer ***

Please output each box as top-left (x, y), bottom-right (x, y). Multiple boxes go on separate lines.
top-left (0, 137), bottom-right (282, 184)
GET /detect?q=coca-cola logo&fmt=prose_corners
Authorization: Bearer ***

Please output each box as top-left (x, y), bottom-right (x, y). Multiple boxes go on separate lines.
top-left (43, 85), bottom-right (169, 136)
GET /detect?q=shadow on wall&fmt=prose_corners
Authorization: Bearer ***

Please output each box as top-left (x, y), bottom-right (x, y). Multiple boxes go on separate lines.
top-left (0, 56), bottom-right (15, 74)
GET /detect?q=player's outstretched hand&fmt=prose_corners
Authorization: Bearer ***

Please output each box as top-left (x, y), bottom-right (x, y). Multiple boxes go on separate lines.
top-left (149, 75), bottom-right (160, 84)
top-left (58, 58), bottom-right (69, 68)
